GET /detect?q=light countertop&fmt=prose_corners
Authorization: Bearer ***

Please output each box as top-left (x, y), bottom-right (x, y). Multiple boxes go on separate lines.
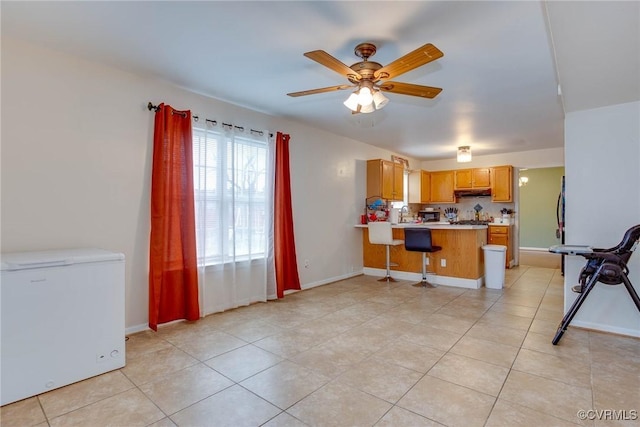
top-left (354, 222), bottom-right (488, 230)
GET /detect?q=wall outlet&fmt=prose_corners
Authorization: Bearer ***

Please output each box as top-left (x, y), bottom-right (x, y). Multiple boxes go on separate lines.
top-left (304, 259), bottom-right (310, 268)
top-left (440, 259), bottom-right (447, 267)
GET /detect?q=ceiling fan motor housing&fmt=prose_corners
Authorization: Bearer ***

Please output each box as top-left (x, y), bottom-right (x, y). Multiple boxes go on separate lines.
top-left (354, 43), bottom-right (377, 60)
top-left (349, 43), bottom-right (384, 83)
top-left (348, 61), bottom-right (382, 84)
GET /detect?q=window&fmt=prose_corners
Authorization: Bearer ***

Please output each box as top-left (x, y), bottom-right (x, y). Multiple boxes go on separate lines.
top-left (192, 126), bottom-right (269, 265)
top-left (390, 170), bottom-right (409, 208)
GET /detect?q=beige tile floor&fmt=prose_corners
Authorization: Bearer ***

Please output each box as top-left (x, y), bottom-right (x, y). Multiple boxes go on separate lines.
top-left (2, 266), bottom-right (640, 427)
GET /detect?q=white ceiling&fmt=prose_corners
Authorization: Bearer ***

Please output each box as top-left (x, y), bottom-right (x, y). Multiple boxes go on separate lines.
top-left (2, 1), bottom-right (638, 161)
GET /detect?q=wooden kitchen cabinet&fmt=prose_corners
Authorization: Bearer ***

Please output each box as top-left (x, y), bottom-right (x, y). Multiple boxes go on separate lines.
top-left (408, 170), bottom-right (431, 203)
top-left (430, 170), bottom-right (455, 203)
top-left (490, 165), bottom-right (513, 202)
top-left (367, 159), bottom-right (404, 201)
top-left (488, 224), bottom-right (513, 268)
top-left (454, 168), bottom-right (491, 189)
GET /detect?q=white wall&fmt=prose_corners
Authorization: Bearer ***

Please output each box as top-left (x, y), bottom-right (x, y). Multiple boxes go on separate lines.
top-left (564, 101), bottom-right (640, 337)
top-left (1, 38), bottom-right (417, 332)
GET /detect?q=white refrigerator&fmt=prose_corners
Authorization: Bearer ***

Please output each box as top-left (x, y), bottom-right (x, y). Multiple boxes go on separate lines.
top-left (1, 248), bottom-right (125, 405)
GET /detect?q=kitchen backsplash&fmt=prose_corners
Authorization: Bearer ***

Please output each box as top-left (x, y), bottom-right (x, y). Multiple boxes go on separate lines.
top-left (403, 197), bottom-right (515, 221)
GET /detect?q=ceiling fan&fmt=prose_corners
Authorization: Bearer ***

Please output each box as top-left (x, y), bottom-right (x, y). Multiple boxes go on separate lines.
top-left (287, 42), bottom-right (444, 113)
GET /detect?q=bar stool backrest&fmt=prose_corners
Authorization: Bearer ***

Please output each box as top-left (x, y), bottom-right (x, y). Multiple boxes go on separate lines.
top-left (404, 228), bottom-right (435, 252)
top-left (368, 222), bottom-right (394, 245)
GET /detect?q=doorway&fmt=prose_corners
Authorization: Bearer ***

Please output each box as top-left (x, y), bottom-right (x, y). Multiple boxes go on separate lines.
top-left (518, 167), bottom-right (564, 267)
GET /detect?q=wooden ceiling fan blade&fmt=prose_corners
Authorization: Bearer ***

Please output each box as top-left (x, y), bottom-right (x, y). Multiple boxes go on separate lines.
top-left (374, 43), bottom-right (443, 80)
top-left (379, 81), bottom-right (442, 98)
top-left (304, 50), bottom-right (362, 80)
top-left (287, 84), bottom-right (354, 97)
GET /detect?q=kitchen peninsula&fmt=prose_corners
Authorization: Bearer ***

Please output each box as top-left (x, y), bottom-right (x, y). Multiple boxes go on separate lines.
top-left (356, 223), bottom-right (489, 289)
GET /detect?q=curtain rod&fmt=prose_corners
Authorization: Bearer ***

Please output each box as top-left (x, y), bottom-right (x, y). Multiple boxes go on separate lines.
top-left (147, 102), bottom-right (187, 117)
top-left (148, 102), bottom-right (273, 137)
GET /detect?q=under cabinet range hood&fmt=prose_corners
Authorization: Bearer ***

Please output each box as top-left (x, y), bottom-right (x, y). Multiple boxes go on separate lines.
top-left (454, 188), bottom-right (492, 198)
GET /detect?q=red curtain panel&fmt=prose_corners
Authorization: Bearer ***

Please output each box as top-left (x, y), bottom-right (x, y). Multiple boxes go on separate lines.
top-left (149, 103), bottom-right (199, 331)
top-left (274, 132), bottom-right (301, 298)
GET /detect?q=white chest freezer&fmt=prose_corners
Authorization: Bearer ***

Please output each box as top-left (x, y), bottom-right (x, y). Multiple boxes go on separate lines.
top-left (1, 248), bottom-right (125, 405)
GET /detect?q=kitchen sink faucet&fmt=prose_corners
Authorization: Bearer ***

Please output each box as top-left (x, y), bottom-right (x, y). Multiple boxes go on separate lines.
top-left (400, 205), bottom-right (409, 222)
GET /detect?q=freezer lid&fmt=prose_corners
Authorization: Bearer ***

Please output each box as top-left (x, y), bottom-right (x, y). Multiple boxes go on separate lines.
top-left (1, 248), bottom-right (125, 271)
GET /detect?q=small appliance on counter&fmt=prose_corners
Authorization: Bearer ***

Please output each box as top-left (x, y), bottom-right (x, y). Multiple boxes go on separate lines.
top-left (418, 209), bottom-right (441, 222)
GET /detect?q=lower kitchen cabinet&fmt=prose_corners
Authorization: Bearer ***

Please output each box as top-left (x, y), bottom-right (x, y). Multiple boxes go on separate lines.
top-left (488, 224), bottom-right (514, 268)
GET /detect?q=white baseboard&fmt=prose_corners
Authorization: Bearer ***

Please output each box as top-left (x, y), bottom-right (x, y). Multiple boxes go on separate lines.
top-left (299, 270), bottom-right (364, 291)
top-left (569, 320), bottom-right (640, 339)
top-left (519, 247), bottom-right (561, 268)
top-left (362, 267), bottom-right (482, 289)
top-left (126, 323), bottom-right (151, 335)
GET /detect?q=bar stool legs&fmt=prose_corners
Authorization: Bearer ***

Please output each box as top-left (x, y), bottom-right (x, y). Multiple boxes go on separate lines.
top-left (368, 222), bottom-right (404, 282)
top-left (379, 245), bottom-right (398, 282)
top-left (412, 252), bottom-right (437, 288)
top-left (404, 228), bottom-right (441, 288)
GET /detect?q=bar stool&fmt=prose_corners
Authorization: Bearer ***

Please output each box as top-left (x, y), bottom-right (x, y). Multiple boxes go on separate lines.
top-left (404, 228), bottom-right (442, 288)
top-left (368, 222), bottom-right (404, 282)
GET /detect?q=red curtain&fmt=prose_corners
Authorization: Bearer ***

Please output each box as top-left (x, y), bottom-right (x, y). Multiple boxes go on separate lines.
top-left (149, 103), bottom-right (199, 331)
top-left (274, 132), bottom-right (301, 298)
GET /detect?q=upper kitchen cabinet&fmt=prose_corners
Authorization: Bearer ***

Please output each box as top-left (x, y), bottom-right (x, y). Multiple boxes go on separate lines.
top-left (430, 170), bottom-right (456, 203)
top-left (490, 165), bottom-right (513, 202)
top-left (408, 170), bottom-right (431, 203)
top-left (454, 168), bottom-right (491, 189)
top-left (367, 159), bottom-right (404, 201)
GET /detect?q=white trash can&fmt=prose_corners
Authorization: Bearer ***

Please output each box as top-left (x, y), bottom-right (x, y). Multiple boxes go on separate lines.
top-left (483, 245), bottom-right (507, 289)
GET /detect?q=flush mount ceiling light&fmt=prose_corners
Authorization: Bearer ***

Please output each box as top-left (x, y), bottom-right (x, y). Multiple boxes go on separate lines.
top-left (457, 146), bottom-right (472, 163)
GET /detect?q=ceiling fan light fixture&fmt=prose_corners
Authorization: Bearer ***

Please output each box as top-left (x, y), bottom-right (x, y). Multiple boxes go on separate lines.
top-left (372, 90), bottom-right (389, 109)
top-left (343, 92), bottom-right (360, 111)
top-left (457, 146), bottom-right (472, 163)
top-left (360, 102), bottom-right (375, 114)
top-left (357, 86), bottom-right (373, 105)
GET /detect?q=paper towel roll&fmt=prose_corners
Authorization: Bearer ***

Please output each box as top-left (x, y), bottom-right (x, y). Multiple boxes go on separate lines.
top-left (389, 208), bottom-right (400, 224)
